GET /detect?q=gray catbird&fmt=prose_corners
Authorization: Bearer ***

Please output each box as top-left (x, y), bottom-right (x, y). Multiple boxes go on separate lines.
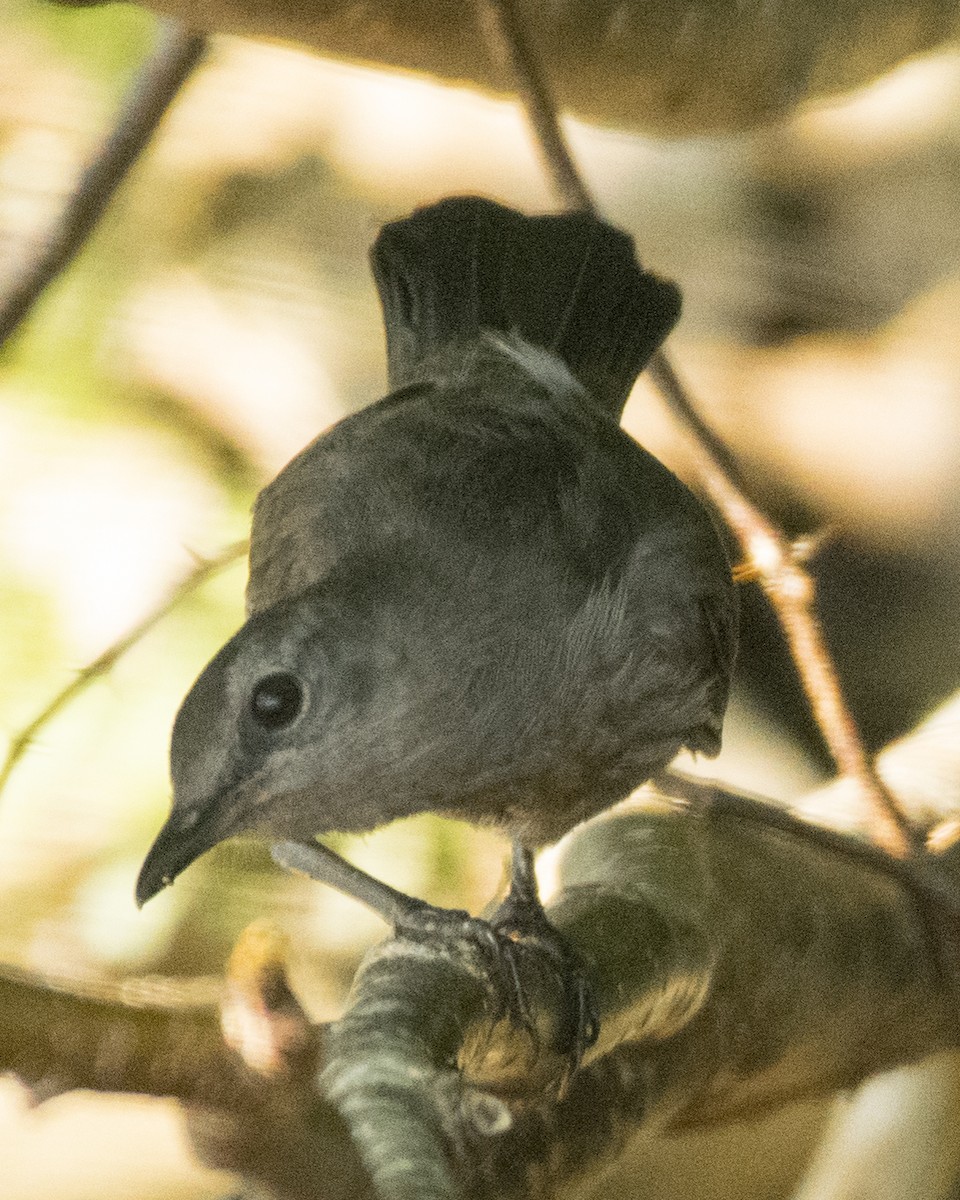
top-left (137, 196), bottom-right (737, 1048)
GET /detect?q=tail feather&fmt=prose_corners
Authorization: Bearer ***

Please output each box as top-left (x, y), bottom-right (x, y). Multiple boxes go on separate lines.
top-left (370, 196), bottom-right (681, 417)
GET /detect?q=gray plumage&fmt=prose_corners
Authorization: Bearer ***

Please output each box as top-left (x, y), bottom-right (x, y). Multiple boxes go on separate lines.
top-left (137, 196), bottom-right (736, 906)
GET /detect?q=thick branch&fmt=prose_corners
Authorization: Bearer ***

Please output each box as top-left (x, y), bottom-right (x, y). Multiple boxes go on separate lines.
top-left (2, 692), bottom-right (959, 1199)
top-left (0, 963), bottom-right (372, 1200)
top-left (51, 0), bottom-right (960, 135)
top-left (325, 785), bottom-right (957, 1200)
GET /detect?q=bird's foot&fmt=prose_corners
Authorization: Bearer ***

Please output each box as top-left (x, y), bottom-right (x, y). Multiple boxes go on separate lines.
top-left (271, 838), bottom-right (598, 1080)
top-left (392, 898), bottom-right (539, 1029)
top-left (394, 895), bottom-right (597, 1078)
top-left (488, 888), bottom-right (599, 1074)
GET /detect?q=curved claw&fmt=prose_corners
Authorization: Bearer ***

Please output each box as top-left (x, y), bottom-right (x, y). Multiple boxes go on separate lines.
top-left (394, 904), bottom-right (537, 1034)
top-left (395, 895), bottom-right (599, 1080)
top-left (490, 898), bottom-right (600, 1072)
top-left (272, 838), bottom-right (599, 1076)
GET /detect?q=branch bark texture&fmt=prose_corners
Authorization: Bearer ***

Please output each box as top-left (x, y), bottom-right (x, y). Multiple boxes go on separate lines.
top-left (3, 693), bottom-right (960, 1199)
top-left (53, 0), bottom-right (960, 134)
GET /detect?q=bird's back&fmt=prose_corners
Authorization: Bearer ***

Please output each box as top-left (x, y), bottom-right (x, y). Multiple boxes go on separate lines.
top-left (244, 198), bottom-right (736, 840)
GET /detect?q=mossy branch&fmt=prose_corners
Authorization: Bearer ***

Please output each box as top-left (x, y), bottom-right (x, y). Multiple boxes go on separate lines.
top-left (3, 694), bottom-right (960, 1199)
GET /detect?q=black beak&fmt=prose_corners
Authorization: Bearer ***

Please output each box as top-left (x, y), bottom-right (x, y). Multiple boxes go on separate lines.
top-left (135, 799), bottom-right (235, 908)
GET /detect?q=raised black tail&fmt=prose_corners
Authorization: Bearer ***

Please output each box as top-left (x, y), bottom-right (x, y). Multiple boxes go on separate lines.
top-left (370, 196), bottom-right (682, 418)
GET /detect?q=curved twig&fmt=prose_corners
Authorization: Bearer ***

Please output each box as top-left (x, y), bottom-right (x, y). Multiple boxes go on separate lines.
top-left (475, 0), bottom-right (917, 859)
top-left (0, 539), bottom-right (246, 799)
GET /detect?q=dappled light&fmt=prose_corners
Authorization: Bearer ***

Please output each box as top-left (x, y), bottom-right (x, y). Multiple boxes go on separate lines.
top-left (3, 4), bottom-right (960, 1197)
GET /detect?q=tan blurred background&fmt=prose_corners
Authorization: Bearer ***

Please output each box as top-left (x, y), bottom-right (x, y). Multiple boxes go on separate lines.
top-left (2, 2), bottom-right (960, 1196)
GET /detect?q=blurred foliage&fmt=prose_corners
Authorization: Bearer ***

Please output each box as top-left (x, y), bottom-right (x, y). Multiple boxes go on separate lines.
top-left (0, 3), bottom-right (511, 994)
top-left (2, 2), bottom-right (960, 1197)
top-left (8, 0), bottom-right (154, 84)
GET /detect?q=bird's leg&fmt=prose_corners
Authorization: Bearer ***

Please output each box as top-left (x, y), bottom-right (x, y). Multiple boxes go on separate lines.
top-left (488, 841), bottom-right (600, 1064)
top-left (272, 838), bottom-right (432, 926)
top-left (272, 838), bottom-right (598, 1072)
top-left (271, 839), bottom-right (561, 1046)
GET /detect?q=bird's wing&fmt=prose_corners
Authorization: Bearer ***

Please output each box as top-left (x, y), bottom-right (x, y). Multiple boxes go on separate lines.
top-left (245, 385), bottom-right (437, 616)
top-left (685, 586), bottom-right (738, 756)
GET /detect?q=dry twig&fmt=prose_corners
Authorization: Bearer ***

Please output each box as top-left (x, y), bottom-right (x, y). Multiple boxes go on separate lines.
top-left (0, 20), bottom-right (207, 350)
top-left (476, 0), bottom-right (918, 860)
top-left (0, 539), bottom-right (246, 799)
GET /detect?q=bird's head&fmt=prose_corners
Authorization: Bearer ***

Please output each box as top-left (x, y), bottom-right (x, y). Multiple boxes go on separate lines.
top-left (135, 583), bottom-right (417, 907)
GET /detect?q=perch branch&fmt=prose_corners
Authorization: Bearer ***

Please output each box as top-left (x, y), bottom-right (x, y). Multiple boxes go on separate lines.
top-left (271, 686), bottom-right (960, 1199)
top-left (0, 539), bottom-right (246, 799)
top-left (0, 958), bottom-right (373, 1200)
top-left (5, 683), bottom-right (960, 1199)
top-left (476, 0), bottom-right (917, 860)
top-left (0, 19), bottom-right (207, 351)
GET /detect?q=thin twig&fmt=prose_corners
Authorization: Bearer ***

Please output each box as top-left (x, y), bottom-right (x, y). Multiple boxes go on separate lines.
top-left (476, 0), bottom-right (917, 858)
top-left (0, 540), bottom-right (246, 798)
top-left (0, 20), bottom-right (208, 350)
top-left (475, 0), bottom-right (592, 215)
top-left (648, 359), bottom-right (917, 856)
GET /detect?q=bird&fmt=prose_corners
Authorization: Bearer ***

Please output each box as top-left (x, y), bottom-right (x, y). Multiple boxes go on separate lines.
top-left (137, 195), bottom-right (737, 1053)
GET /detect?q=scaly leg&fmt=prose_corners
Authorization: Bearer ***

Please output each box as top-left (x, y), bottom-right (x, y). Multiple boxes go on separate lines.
top-left (488, 841), bottom-right (599, 1063)
top-left (271, 838), bottom-right (598, 1067)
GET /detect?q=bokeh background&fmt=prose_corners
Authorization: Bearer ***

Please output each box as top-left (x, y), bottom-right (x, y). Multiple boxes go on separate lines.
top-left (2, 2), bottom-right (960, 1196)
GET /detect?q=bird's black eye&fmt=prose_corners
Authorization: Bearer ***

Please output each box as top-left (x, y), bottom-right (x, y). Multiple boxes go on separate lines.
top-left (250, 673), bottom-right (304, 729)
